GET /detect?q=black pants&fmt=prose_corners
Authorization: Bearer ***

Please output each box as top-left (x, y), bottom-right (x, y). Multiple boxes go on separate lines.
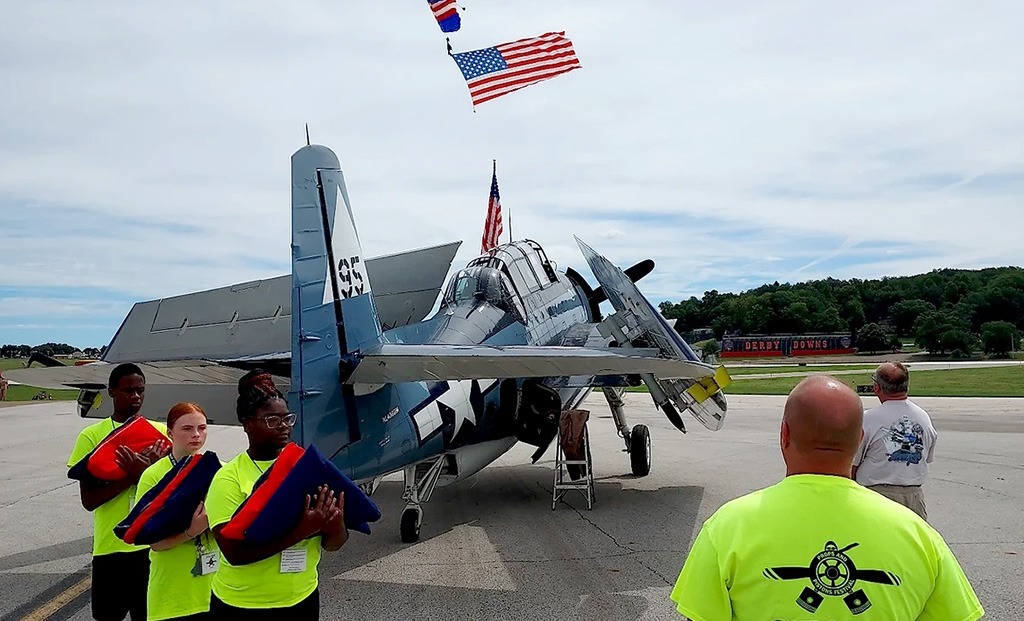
top-left (91, 550), bottom-right (150, 621)
top-left (210, 590), bottom-right (319, 620)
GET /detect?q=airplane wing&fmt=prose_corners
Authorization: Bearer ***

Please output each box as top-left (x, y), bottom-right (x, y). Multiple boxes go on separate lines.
top-left (103, 241), bottom-right (461, 364)
top-left (3, 360), bottom-right (271, 425)
top-left (3, 241), bottom-right (460, 421)
top-left (576, 237), bottom-right (730, 432)
top-left (344, 344), bottom-right (713, 384)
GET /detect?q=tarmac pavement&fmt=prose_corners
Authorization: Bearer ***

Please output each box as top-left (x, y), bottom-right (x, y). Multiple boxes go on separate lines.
top-left (0, 393), bottom-right (1020, 620)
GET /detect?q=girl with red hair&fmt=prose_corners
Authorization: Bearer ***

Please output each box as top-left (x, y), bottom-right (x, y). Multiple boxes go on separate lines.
top-left (136, 402), bottom-right (216, 620)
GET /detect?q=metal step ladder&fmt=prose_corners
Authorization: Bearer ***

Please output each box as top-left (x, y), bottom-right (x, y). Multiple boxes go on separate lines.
top-left (552, 411), bottom-right (595, 510)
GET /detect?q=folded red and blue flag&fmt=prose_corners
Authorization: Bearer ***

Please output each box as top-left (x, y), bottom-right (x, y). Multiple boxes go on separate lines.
top-left (68, 417), bottom-right (169, 482)
top-left (114, 451), bottom-right (222, 545)
top-left (221, 443), bottom-right (381, 544)
top-left (451, 31), bottom-right (582, 106)
top-left (428, 0), bottom-right (461, 33)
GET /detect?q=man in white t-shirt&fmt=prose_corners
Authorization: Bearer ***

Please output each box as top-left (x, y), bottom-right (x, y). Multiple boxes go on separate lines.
top-left (853, 362), bottom-right (937, 520)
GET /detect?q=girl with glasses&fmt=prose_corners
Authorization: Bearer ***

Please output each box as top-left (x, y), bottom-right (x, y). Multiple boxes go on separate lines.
top-left (205, 370), bottom-right (348, 620)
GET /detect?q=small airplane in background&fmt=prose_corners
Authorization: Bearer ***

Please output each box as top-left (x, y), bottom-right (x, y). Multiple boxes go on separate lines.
top-left (10, 144), bottom-right (731, 542)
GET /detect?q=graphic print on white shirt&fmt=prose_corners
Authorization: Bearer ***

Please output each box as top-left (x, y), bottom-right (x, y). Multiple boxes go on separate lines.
top-left (883, 415), bottom-right (926, 466)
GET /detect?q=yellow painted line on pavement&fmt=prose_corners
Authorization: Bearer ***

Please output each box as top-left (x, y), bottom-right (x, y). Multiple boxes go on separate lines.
top-left (19, 575), bottom-right (90, 621)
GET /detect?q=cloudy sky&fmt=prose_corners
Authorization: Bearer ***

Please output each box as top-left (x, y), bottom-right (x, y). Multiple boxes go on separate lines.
top-left (1, 1), bottom-right (1021, 348)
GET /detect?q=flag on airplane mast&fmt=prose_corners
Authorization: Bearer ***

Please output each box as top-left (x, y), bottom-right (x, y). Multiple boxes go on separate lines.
top-left (452, 32), bottom-right (582, 106)
top-left (428, 0), bottom-right (461, 33)
top-left (481, 160), bottom-right (503, 253)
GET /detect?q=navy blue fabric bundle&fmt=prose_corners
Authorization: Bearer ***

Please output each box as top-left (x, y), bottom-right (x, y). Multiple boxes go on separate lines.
top-left (114, 452), bottom-right (221, 545)
top-left (227, 444), bottom-right (381, 545)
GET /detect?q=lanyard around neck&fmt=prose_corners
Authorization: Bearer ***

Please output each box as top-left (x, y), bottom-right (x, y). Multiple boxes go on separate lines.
top-left (247, 452), bottom-right (267, 474)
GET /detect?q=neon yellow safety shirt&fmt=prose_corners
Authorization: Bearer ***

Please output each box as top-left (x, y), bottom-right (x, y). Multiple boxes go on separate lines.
top-left (671, 475), bottom-right (984, 621)
top-left (206, 452), bottom-right (322, 609)
top-left (67, 417), bottom-right (169, 557)
top-left (136, 456), bottom-right (217, 621)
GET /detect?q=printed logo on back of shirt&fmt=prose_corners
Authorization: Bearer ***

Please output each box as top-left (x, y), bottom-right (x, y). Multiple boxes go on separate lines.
top-left (763, 541), bottom-right (902, 615)
top-left (883, 415), bottom-right (925, 465)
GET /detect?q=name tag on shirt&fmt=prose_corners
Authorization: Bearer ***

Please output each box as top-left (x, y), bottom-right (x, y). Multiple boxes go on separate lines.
top-left (192, 552), bottom-right (219, 576)
top-left (198, 552), bottom-right (219, 576)
top-left (280, 547), bottom-right (307, 573)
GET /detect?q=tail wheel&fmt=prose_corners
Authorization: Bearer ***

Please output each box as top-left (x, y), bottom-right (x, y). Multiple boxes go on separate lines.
top-left (630, 424), bottom-right (651, 477)
top-left (400, 507), bottom-right (421, 543)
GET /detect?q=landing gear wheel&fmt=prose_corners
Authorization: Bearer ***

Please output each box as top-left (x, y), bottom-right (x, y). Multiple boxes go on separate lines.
top-left (630, 424), bottom-right (651, 477)
top-left (400, 506), bottom-right (422, 543)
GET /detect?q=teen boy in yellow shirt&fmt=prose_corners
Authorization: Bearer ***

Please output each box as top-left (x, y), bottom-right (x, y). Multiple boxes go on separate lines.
top-left (67, 363), bottom-right (169, 621)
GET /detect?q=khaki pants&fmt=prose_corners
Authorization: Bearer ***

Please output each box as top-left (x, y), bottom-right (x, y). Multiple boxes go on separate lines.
top-left (869, 484), bottom-right (927, 521)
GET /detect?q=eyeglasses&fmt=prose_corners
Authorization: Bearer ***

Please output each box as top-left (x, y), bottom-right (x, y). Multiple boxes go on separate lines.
top-left (256, 413), bottom-right (297, 429)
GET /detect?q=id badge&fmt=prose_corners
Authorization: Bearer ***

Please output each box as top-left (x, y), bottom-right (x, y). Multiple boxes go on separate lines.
top-left (280, 547), bottom-right (307, 574)
top-left (199, 552), bottom-right (219, 576)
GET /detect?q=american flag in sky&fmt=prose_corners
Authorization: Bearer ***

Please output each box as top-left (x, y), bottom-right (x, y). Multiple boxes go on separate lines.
top-left (428, 0), bottom-right (460, 33)
top-left (452, 32), bottom-right (582, 106)
top-left (481, 161), bottom-right (503, 253)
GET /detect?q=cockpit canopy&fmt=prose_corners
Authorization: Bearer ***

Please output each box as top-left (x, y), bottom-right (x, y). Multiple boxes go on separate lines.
top-left (442, 266), bottom-right (520, 317)
top-left (467, 240), bottom-right (558, 297)
top-left (442, 241), bottom-right (560, 322)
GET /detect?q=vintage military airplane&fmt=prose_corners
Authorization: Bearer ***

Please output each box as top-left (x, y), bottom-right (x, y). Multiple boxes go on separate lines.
top-left (9, 144), bottom-right (730, 542)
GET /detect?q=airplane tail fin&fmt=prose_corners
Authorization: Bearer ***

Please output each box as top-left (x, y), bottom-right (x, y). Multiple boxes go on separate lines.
top-left (290, 144), bottom-right (384, 454)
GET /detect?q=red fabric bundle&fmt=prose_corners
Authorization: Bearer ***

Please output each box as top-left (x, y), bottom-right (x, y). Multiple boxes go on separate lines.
top-left (68, 417), bottom-right (169, 482)
top-left (219, 443), bottom-right (305, 540)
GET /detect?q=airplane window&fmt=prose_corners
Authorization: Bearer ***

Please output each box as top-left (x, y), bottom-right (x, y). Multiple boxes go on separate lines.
top-left (443, 270), bottom-right (477, 306)
top-left (452, 272), bottom-right (477, 304)
top-left (526, 252), bottom-right (553, 286)
top-left (501, 260), bottom-right (531, 296)
top-left (511, 257), bottom-right (541, 293)
top-left (444, 268), bottom-right (522, 319)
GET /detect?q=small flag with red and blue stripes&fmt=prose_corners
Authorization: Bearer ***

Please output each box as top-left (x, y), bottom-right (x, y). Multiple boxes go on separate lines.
top-left (428, 0), bottom-right (461, 33)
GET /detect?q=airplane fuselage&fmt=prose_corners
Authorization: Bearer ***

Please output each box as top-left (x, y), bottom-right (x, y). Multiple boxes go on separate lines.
top-left (331, 240), bottom-right (598, 483)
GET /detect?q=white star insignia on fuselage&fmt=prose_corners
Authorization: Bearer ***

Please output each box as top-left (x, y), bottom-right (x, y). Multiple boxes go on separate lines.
top-left (437, 379), bottom-right (497, 443)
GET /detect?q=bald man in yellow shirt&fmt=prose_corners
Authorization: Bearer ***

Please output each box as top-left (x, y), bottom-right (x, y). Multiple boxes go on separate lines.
top-left (671, 375), bottom-right (983, 620)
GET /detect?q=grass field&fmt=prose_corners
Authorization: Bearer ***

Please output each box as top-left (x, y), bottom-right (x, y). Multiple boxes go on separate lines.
top-left (0, 359), bottom-right (28, 372)
top-left (3, 384), bottom-right (79, 401)
top-left (723, 365), bottom-right (1024, 397)
top-left (0, 358), bottom-right (80, 402)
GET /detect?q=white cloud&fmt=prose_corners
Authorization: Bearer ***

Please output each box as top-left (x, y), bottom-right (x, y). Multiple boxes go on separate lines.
top-left (1, 1), bottom-right (1022, 342)
top-left (0, 297), bottom-right (126, 318)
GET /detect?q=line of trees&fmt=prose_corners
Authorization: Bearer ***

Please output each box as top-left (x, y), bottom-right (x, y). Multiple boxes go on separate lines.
top-left (0, 343), bottom-right (104, 358)
top-left (660, 267), bottom-right (1024, 358)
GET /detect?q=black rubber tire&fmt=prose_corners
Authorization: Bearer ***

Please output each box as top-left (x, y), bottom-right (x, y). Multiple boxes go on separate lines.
top-left (400, 508), bottom-right (421, 543)
top-left (630, 424), bottom-right (651, 477)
